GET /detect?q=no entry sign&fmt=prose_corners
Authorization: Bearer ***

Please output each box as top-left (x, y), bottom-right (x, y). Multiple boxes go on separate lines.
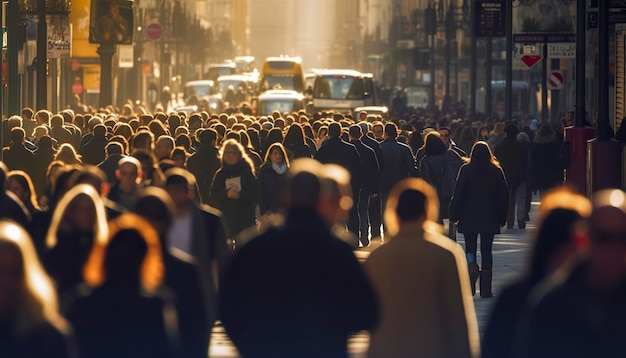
top-left (146, 23), bottom-right (163, 41)
top-left (548, 71), bottom-right (564, 90)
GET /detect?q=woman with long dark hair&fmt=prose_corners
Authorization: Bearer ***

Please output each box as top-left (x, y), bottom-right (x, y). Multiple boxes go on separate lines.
top-left (450, 141), bottom-right (509, 297)
top-left (257, 143), bottom-right (290, 219)
top-left (282, 123), bottom-right (312, 161)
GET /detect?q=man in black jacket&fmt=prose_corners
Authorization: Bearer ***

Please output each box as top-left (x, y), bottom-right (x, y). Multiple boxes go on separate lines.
top-left (164, 168), bottom-right (231, 329)
top-left (379, 123), bottom-right (417, 211)
top-left (219, 159), bottom-right (378, 358)
top-left (2, 127), bottom-right (35, 180)
top-left (358, 122), bottom-right (384, 239)
top-left (349, 125), bottom-right (380, 247)
top-left (315, 122), bottom-right (364, 236)
top-left (494, 123), bottom-right (524, 229)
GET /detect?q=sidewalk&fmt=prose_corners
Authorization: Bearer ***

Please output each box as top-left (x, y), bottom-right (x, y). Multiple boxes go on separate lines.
top-left (209, 201), bottom-right (538, 357)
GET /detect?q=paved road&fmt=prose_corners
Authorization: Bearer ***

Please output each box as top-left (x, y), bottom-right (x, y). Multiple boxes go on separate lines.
top-left (209, 200), bottom-right (538, 357)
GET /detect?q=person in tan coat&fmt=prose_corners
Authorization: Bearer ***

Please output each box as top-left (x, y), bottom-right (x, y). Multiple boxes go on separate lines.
top-left (365, 178), bottom-right (480, 358)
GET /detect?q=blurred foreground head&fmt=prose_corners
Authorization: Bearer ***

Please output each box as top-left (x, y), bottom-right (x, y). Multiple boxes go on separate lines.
top-left (285, 159), bottom-right (353, 226)
top-left (585, 189), bottom-right (626, 287)
top-left (384, 178), bottom-right (439, 236)
top-left (531, 188), bottom-right (592, 280)
top-left (83, 213), bottom-right (164, 293)
top-left (0, 220), bottom-right (65, 335)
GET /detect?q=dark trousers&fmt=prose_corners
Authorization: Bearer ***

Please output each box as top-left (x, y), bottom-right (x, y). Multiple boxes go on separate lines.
top-left (506, 184), bottom-right (519, 228)
top-left (464, 232), bottom-right (495, 270)
top-left (370, 193), bottom-right (382, 237)
top-left (358, 191), bottom-right (371, 246)
top-left (348, 188), bottom-right (360, 237)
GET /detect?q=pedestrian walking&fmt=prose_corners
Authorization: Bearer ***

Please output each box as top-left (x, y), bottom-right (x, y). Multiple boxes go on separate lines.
top-left (209, 139), bottom-right (259, 239)
top-left (494, 123), bottom-right (524, 229)
top-left (0, 220), bottom-right (73, 358)
top-left (366, 178), bottom-right (479, 358)
top-left (66, 213), bottom-right (177, 358)
top-left (450, 141), bottom-right (509, 297)
top-left (257, 142), bottom-right (289, 219)
top-left (482, 188), bottom-right (591, 358)
top-left (219, 159), bottom-right (378, 358)
top-left (518, 189), bottom-right (626, 358)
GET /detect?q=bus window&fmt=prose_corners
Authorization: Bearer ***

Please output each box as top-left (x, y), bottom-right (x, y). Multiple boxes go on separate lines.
top-left (258, 57), bottom-right (305, 95)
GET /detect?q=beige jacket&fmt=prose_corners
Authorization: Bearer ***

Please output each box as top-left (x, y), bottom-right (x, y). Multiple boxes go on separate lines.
top-left (365, 223), bottom-right (480, 358)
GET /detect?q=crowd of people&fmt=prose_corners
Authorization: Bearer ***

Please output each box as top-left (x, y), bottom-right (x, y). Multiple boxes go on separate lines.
top-left (1, 100), bottom-right (625, 357)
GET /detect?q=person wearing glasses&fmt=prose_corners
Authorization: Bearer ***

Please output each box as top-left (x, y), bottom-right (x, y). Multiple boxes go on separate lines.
top-left (438, 126), bottom-right (467, 158)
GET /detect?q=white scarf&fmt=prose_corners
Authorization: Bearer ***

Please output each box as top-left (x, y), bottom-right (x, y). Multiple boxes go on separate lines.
top-left (272, 162), bottom-right (287, 174)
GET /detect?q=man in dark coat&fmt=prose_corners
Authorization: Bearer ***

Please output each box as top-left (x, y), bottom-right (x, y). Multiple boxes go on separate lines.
top-left (49, 114), bottom-right (74, 146)
top-left (2, 127), bottom-right (35, 179)
top-left (494, 123), bottom-right (525, 229)
top-left (358, 122), bottom-right (384, 239)
top-left (0, 162), bottom-right (30, 227)
top-left (186, 128), bottom-right (221, 204)
top-left (349, 125), bottom-right (380, 247)
top-left (315, 122), bottom-right (364, 236)
top-left (164, 168), bottom-right (231, 330)
top-left (79, 124), bottom-right (108, 165)
top-left (97, 142), bottom-right (125, 185)
top-left (379, 123), bottom-right (417, 209)
top-left (133, 187), bottom-right (210, 358)
top-left (219, 159), bottom-right (379, 358)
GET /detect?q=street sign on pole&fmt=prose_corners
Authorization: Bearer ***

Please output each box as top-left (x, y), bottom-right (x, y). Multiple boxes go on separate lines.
top-left (521, 55), bottom-right (542, 69)
top-left (548, 43), bottom-right (576, 59)
top-left (548, 70), bottom-right (564, 90)
top-left (146, 23), bottom-right (163, 41)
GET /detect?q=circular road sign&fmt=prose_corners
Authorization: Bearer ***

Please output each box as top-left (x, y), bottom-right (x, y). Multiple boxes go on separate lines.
top-left (146, 23), bottom-right (163, 41)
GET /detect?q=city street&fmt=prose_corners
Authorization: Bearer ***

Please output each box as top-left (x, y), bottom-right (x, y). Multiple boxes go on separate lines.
top-left (209, 200), bottom-right (538, 357)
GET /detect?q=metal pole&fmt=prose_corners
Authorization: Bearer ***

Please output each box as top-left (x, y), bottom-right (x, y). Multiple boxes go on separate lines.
top-left (486, 38), bottom-right (492, 116)
top-left (505, 0), bottom-right (513, 121)
top-left (7, 0), bottom-right (19, 115)
top-left (470, 4), bottom-right (476, 120)
top-left (36, 0), bottom-right (47, 110)
top-left (0, 1), bottom-right (4, 160)
top-left (575, 0), bottom-right (586, 128)
top-left (542, 44), bottom-right (548, 122)
top-left (597, 0), bottom-right (610, 140)
top-left (431, 33), bottom-right (436, 111)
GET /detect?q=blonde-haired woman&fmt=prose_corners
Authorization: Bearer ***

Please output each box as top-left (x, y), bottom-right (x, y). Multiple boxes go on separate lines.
top-left (66, 213), bottom-right (176, 358)
top-left (209, 138), bottom-right (259, 239)
top-left (0, 220), bottom-right (73, 357)
top-left (44, 184), bottom-right (108, 309)
top-left (53, 143), bottom-right (82, 166)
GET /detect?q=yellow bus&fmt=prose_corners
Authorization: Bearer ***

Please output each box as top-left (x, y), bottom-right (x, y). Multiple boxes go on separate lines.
top-left (257, 56), bottom-right (305, 95)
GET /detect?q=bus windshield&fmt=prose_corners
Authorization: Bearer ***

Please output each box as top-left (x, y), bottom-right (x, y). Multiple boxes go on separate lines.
top-left (259, 99), bottom-right (299, 115)
top-left (314, 75), bottom-right (366, 100)
top-left (258, 75), bottom-right (303, 93)
top-left (186, 84), bottom-right (213, 97)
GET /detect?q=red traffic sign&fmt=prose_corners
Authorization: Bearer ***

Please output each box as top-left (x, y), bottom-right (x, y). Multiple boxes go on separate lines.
top-left (548, 70), bottom-right (564, 90)
top-left (521, 55), bottom-right (542, 69)
top-left (72, 81), bottom-right (84, 95)
top-left (146, 23), bottom-right (163, 41)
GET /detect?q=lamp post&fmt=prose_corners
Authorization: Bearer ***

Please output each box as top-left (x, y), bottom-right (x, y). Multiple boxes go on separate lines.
top-left (424, 2), bottom-right (436, 111)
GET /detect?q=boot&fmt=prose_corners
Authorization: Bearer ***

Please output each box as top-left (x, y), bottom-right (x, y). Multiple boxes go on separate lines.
top-left (468, 262), bottom-right (479, 296)
top-left (480, 269), bottom-right (494, 298)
